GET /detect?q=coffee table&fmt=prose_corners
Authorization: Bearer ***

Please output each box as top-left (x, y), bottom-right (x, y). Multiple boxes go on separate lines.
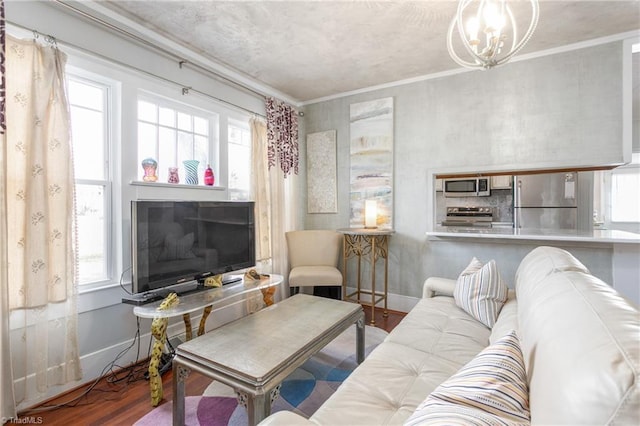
top-left (172, 293), bottom-right (365, 426)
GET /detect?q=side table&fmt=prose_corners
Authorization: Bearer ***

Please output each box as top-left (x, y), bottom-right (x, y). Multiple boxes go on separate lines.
top-left (337, 228), bottom-right (394, 325)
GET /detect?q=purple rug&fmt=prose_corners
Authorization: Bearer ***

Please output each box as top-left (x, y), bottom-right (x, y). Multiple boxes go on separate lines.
top-left (135, 325), bottom-right (387, 426)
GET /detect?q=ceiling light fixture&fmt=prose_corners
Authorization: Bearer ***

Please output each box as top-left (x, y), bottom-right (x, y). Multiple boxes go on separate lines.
top-left (447, 0), bottom-right (539, 69)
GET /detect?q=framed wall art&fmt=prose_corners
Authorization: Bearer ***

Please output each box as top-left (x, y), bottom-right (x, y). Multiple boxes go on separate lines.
top-left (306, 130), bottom-right (338, 213)
top-left (349, 97), bottom-right (394, 228)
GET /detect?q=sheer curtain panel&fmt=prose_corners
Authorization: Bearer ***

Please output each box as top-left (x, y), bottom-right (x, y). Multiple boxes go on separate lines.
top-left (4, 34), bottom-right (81, 406)
top-left (250, 115), bottom-right (297, 280)
top-left (0, 0), bottom-right (17, 419)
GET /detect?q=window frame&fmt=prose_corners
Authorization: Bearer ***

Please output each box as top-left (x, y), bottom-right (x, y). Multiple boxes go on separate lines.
top-left (136, 92), bottom-right (220, 185)
top-left (66, 67), bottom-right (117, 289)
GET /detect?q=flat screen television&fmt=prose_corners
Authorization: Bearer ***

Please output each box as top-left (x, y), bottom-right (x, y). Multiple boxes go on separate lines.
top-left (128, 200), bottom-right (255, 301)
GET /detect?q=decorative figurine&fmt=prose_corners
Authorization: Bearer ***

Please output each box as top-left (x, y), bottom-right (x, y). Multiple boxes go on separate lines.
top-left (204, 164), bottom-right (215, 186)
top-left (141, 158), bottom-right (158, 182)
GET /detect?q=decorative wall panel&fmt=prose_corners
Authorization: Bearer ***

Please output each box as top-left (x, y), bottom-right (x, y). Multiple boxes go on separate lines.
top-left (307, 130), bottom-right (337, 213)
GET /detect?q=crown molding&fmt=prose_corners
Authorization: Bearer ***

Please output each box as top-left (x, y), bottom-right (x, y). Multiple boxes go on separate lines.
top-left (300, 29), bottom-right (640, 106)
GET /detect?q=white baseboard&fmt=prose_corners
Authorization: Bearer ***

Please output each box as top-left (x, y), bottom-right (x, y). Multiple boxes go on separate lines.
top-left (345, 286), bottom-right (419, 313)
top-left (15, 299), bottom-right (251, 411)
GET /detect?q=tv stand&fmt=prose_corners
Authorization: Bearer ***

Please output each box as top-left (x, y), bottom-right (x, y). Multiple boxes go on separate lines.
top-left (130, 274), bottom-right (283, 406)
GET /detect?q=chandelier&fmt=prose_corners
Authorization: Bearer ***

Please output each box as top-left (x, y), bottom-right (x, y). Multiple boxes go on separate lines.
top-left (447, 0), bottom-right (539, 69)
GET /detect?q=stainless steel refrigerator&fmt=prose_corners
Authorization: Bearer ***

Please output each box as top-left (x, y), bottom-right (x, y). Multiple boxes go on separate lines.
top-left (513, 172), bottom-right (578, 230)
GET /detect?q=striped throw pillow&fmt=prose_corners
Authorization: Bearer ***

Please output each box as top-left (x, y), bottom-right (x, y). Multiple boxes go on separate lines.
top-left (454, 258), bottom-right (508, 328)
top-left (404, 330), bottom-right (530, 426)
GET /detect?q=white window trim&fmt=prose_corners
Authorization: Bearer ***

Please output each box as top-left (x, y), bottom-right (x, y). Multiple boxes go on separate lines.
top-left (67, 66), bottom-right (121, 292)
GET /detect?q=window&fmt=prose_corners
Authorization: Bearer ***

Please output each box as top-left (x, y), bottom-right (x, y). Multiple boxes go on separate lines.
top-left (137, 97), bottom-right (218, 184)
top-left (228, 118), bottom-right (251, 200)
top-left (611, 153), bottom-right (640, 223)
top-left (67, 75), bottom-right (111, 285)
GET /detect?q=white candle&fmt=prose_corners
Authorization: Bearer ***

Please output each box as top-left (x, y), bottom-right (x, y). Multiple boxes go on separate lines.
top-left (365, 200), bottom-right (377, 228)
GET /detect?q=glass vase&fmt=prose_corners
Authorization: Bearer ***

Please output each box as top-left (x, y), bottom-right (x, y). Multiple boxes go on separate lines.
top-left (183, 160), bottom-right (200, 185)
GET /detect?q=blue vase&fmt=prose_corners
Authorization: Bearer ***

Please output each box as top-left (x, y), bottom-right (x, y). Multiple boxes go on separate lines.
top-left (183, 160), bottom-right (200, 185)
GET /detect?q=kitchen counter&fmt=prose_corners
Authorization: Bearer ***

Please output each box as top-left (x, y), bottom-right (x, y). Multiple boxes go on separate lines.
top-left (427, 226), bottom-right (640, 244)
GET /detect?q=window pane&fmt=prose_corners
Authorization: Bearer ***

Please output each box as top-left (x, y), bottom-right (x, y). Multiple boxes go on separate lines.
top-left (194, 135), bottom-right (208, 162)
top-left (177, 112), bottom-right (192, 131)
top-left (68, 80), bottom-right (103, 110)
top-left (138, 100), bottom-right (157, 123)
top-left (194, 116), bottom-right (208, 136)
top-left (71, 105), bottom-right (105, 180)
top-left (177, 131), bottom-right (194, 160)
top-left (611, 172), bottom-right (640, 222)
top-left (138, 122), bottom-right (158, 170)
top-left (228, 142), bottom-right (250, 201)
top-left (159, 107), bottom-right (175, 127)
top-left (76, 184), bottom-right (107, 284)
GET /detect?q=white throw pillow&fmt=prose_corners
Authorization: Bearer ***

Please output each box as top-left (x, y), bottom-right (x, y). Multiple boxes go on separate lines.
top-left (454, 258), bottom-right (508, 328)
top-left (404, 330), bottom-right (530, 426)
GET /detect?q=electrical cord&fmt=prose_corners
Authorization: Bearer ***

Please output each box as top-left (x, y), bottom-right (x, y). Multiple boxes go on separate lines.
top-left (21, 316), bottom-right (147, 413)
top-left (119, 266), bottom-right (133, 295)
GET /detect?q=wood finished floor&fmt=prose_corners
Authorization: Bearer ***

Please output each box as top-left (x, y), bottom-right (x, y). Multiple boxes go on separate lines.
top-left (17, 305), bottom-right (406, 426)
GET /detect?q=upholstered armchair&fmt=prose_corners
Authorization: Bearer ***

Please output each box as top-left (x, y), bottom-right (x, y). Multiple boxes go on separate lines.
top-left (285, 230), bottom-right (343, 298)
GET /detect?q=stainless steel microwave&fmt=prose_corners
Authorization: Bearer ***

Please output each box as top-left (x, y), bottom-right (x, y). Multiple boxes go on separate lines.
top-left (443, 177), bottom-right (490, 197)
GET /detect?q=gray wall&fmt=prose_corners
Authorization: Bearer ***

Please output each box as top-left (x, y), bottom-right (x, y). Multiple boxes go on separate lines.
top-left (301, 42), bottom-right (628, 299)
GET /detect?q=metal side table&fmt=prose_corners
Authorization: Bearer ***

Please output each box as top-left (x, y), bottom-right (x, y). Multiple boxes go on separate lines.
top-left (338, 228), bottom-right (394, 325)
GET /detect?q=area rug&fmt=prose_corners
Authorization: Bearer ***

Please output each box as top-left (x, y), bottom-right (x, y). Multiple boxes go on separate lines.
top-left (135, 325), bottom-right (388, 426)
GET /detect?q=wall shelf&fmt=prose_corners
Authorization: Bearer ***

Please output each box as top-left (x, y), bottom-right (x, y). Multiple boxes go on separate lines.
top-left (129, 180), bottom-right (226, 191)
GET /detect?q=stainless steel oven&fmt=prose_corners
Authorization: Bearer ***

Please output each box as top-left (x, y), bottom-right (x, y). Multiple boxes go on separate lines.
top-left (443, 177), bottom-right (490, 197)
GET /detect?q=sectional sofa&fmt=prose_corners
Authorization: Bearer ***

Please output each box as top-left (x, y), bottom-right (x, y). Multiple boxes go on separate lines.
top-left (259, 246), bottom-right (640, 425)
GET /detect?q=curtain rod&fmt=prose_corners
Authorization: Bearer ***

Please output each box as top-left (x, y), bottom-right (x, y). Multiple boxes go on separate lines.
top-left (8, 21), bottom-right (266, 119)
top-left (53, 0), bottom-right (270, 103)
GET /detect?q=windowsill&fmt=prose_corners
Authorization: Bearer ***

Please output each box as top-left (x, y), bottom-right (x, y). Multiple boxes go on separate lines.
top-left (78, 281), bottom-right (132, 313)
top-left (129, 180), bottom-right (226, 190)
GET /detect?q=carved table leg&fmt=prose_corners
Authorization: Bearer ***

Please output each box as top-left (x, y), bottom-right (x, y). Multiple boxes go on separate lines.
top-left (198, 305), bottom-right (213, 336)
top-left (182, 313), bottom-right (192, 341)
top-left (172, 362), bottom-right (191, 426)
top-left (261, 286), bottom-right (276, 306)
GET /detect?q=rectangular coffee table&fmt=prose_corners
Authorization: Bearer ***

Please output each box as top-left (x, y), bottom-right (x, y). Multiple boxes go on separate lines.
top-left (172, 293), bottom-right (365, 426)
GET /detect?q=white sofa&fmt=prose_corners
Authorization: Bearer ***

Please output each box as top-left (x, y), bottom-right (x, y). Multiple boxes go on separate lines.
top-left (260, 246), bottom-right (640, 425)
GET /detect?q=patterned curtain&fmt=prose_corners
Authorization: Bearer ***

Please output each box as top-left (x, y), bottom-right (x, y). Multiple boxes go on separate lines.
top-left (4, 34), bottom-right (81, 406)
top-left (0, 0), bottom-right (17, 419)
top-left (266, 97), bottom-right (299, 177)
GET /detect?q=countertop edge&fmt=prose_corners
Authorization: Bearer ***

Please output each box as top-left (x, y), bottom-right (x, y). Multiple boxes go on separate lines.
top-left (426, 228), bottom-right (640, 244)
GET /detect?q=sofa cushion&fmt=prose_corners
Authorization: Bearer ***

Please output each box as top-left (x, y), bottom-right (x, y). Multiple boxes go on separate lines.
top-left (308, 296), bottom-right (490, 425)
top-left (454, 258), bottom-right (508, 328)
top-left (404, 330), bottom-right (530, 426)
top-left (516, 247), bottom-right (640, 425)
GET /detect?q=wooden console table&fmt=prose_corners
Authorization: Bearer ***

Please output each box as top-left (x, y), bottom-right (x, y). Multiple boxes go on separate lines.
top-left (338, 228), bottom-right (394, 325)
top-left (132, 274), bottom-right (283, 406)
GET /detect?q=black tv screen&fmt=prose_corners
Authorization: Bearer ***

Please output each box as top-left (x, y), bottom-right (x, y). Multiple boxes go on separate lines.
top-left (131, 200), bottom-right (255, 295)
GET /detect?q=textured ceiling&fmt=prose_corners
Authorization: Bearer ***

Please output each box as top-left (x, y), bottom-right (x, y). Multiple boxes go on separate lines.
top-left (99, 1), bottom-right (640, 103)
